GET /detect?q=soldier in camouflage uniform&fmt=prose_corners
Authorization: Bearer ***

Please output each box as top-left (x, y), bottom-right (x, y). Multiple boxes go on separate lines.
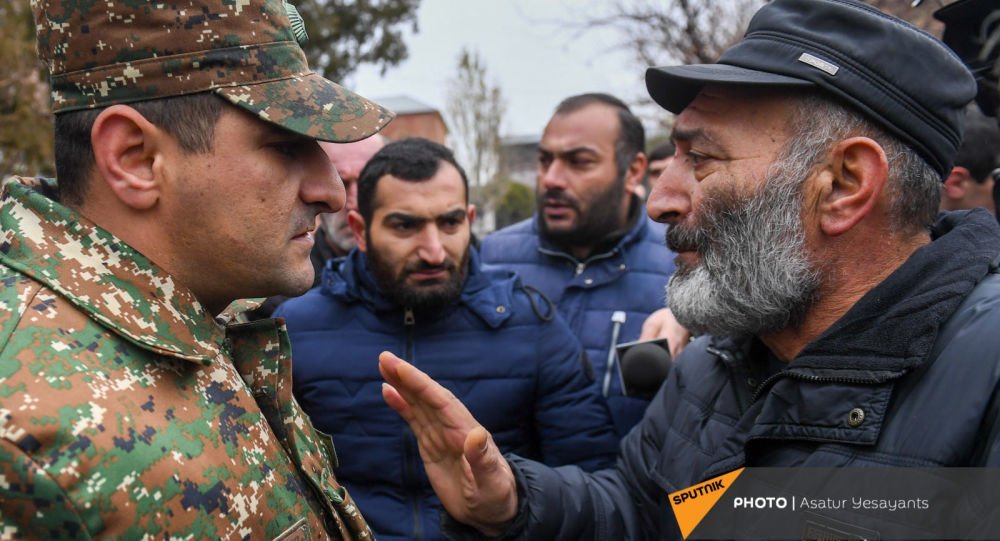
top-left (0, 0), bottom-right (394, 539)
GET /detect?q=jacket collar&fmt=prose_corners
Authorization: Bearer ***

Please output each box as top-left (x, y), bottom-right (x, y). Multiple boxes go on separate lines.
top-left (534, 195), bottom-right (648, 263)
top-left (323, 245), bottom-right (516, 328)
top-left (712, 209), bottom-right (1000, 379)
top-left (794, 209), bottom-right (1000, 375)
top-left (0, 177), bottom-right (223, 364)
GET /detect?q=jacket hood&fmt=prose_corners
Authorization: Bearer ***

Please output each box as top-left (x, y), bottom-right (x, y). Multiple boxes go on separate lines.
top-left (321, 246), bottom-right (517, 328)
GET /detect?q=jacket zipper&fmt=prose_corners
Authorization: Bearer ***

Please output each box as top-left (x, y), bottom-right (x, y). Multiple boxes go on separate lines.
top-left (750, 367), bottom-right (894, 403)
top-left (402, 307), bottom-right (422, 540)
top-left (706, 346), bottom-right (890, 403)
top-left (404, 307), bottom-right (415, 360)
top-left (536, 246), bottom-right (621, 276)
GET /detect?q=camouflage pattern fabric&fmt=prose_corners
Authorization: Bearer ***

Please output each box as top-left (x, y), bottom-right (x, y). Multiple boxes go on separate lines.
top-left (0, 177), bottom-right (374, 540)
top-left (31, 0), bottom-right (394, 143)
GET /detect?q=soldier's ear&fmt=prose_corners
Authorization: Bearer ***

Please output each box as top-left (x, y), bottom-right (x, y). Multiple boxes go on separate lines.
top-left (348, 209), bottom-right (368, 252)
top-left (90, 105), bottom-right (164, 210)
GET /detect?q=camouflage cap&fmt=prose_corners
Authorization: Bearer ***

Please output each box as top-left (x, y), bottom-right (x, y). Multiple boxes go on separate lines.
top-left (31, 0), bottom-right (393, 142)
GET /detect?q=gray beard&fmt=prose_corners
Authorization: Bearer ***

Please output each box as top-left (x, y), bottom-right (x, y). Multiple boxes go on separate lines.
top-left (665, 162), bottom-right (822, 338)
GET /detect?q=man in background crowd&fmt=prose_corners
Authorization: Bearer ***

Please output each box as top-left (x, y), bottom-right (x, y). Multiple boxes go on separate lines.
top-left (315, 135), bottom-right (387, 264)
top-left (276, 138), bottom-right (618, 541)
top-left (940, 106), bottom-right (1000, 215)
top-left (480, 93), bottom-right (677, 437)
top-left (646, 141), bottom-right (676, 183)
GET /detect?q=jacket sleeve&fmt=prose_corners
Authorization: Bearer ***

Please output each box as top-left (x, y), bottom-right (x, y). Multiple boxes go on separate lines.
top-left (441, 371), bottom-right (683, 541)
top-left (0, 439), bottom-right (91, 540)
top-left (531, 310), bottom-right (620, 471)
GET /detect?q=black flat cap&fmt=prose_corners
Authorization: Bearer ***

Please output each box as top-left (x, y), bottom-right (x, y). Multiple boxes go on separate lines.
top-left (646, 0), bottom-right (977, 177)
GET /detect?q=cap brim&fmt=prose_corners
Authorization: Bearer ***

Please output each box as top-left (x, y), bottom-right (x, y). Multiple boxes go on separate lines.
top-left (646, 63), bottom-right (815, 114)
top-left (215, 72), bottom-right (394, 143)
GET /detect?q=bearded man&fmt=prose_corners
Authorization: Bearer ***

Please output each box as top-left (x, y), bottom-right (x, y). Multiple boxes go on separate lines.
top-left (374, 1), bottom-right (1000, 539)
top-left (480, 93), bottom-right (679, 437)
top-left (274, 138), bottom-right (619, 541)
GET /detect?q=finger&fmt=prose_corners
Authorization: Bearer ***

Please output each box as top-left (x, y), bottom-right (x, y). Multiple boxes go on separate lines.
top-left (378, 350), bottom-right (404, 388)
top-left (380, 352), bottom-right (445, 433)
top-left (380, 351), bottom-right (473, 444)
top-left (640, 308), bottom-right (671, 341)
top-left (668, 333), bottom-right (690, 358)
top-left (381, 382), bottom-right (414, 422)
top-left (639, 317), bottom-right (661, 341)
top-left (391, 354), bottom-right (459, 411)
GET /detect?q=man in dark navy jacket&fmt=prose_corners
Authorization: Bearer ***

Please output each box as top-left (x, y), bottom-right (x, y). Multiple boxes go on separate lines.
top-left (377, 1), bottom-right (1000, 540)
top-left (276, 138), bottom-right (618, 541)
top-left (480, 93), bottom-right (682, 437)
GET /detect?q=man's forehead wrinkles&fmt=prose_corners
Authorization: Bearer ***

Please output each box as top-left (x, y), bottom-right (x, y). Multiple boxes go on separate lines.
top-left (672, 125), bottom-right (724, 152)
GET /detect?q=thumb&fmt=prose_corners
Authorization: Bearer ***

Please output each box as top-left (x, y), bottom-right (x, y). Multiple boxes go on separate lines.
top-left (460, 426), bottom-right (519, 533)
top-left (463, 426), bottom-right (499, 474)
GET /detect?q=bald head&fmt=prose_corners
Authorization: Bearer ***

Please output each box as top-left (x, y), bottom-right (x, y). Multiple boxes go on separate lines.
top-left (319, 135), bottom-right (386, 255)
top-left (322, 135), bottom-right (387, 192)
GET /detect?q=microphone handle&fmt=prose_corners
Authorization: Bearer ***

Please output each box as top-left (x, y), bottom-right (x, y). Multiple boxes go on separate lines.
top-left (602, 319), bottom-right (623, 396)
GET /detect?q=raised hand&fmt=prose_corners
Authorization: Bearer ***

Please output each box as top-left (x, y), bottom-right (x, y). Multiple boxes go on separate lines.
top-left (378, 351), bottom-right (519, 536)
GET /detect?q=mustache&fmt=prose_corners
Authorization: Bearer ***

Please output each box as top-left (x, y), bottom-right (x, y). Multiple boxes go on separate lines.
top-left (665, 221), bottom-right (712, 254)
top-left (540, 189), bottom-right (580, 211)
top-left (403, 259), bottom-right (457, 274)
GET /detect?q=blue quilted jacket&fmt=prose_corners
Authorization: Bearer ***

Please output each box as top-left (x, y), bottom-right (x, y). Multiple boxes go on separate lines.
top-left (480, 205), bottom-right (676, 436)
top-left (276, 247), bottom-right (619, 541)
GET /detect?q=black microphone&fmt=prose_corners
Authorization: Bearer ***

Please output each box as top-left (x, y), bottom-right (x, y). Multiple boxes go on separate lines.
top-left (616, 338), bottom-right (672, 400)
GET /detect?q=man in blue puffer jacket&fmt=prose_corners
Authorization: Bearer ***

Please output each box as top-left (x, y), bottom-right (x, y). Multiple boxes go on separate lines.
top-left (480, 93), bottom-right (678, 437)
top-left (275, 138), bottom-right (619, 541)
top-left (376, 2), bottom-right (1000, 540)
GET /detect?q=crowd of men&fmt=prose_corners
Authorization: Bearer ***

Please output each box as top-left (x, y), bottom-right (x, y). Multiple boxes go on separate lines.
top-left (2, 0), bottom-right (1000, 540)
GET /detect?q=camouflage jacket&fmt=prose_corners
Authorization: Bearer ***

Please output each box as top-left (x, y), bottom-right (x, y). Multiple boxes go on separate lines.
top-left (0, 177), bottom-right (374, 540)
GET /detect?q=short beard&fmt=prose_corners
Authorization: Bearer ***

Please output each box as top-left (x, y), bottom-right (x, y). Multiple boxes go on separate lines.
top-left (366, 236), bottom-right (469, 313)
top-left (537, 172), bottom-right (627, 248)
top-left (665, 160), bottom-right (822, 338)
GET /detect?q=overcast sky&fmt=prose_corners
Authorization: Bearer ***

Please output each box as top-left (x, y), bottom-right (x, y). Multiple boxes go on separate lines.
top-left (346, 0), bottom-right (656, 139)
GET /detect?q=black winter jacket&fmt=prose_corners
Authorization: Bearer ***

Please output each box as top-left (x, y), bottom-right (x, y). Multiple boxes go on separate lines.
top-left (447, 209), bottom-right (1000, 541)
